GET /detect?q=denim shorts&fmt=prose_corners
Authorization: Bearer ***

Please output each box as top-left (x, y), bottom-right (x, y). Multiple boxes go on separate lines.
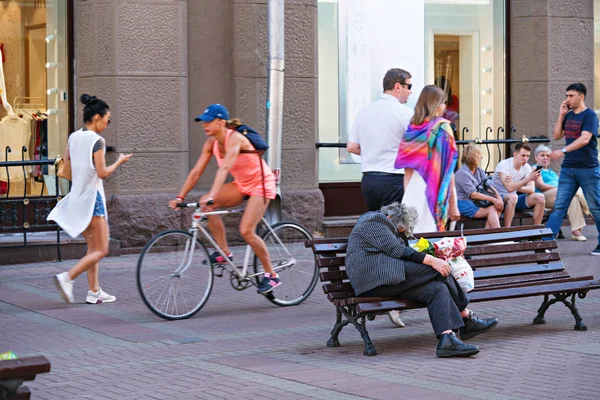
top-left (93, 191), bottom-right (105, 217)
top-left (457, 199), bottom-right (480, 218)
top-left (515, 193), bottom-right (531, 211)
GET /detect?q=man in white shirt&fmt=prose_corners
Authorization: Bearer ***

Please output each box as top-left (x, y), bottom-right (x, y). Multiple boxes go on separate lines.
top-left (491, 143), bottom-right (544, 227)
top-left (347, 68), bottom-right (414, 329)
top-left (347, 68), bottom-right (414, 211)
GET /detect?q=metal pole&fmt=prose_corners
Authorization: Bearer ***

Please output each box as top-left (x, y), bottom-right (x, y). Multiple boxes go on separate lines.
top-left (265, 0), bottom-right (285, 222)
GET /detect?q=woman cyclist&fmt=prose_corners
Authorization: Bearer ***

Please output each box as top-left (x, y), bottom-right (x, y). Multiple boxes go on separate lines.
top-left (169, 104), bottom-right (279, 294)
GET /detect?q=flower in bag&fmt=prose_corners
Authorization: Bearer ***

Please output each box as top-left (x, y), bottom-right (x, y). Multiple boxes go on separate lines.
top-left (411, 237), bottom-right (436, 256)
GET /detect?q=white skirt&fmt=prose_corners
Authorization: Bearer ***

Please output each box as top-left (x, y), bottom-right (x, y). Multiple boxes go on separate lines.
top-left (402, 171), bottom-right (437, 234)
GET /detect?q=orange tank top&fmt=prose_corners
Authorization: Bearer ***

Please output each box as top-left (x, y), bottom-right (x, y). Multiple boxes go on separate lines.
top-left (212, 130), bottom-right (274, 187)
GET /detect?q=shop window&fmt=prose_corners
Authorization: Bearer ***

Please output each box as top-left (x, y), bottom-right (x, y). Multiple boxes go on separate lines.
top-left (317, 0), bottom-right (505, 183)
top-left (0, 0), bottom-right (70, 197)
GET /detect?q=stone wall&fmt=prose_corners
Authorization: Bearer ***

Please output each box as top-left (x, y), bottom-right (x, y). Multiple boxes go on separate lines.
top-left (76, 0), bottom-right (323, 248)
top-left (510, 0), bottom-right (594, 142)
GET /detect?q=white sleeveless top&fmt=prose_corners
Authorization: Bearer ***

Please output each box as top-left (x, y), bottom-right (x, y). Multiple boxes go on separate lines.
top-left (47, 128), bottom-right (107, 238)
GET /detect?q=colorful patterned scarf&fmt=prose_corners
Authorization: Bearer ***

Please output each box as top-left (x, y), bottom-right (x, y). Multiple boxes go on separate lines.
top-left (394, 117), bottom-right (458, 231)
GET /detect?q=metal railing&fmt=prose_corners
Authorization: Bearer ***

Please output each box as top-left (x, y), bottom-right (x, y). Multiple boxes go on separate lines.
top-left (316, 126), bottom-right (551, 174)
top-left (1, 145), bottom-right (63, 261)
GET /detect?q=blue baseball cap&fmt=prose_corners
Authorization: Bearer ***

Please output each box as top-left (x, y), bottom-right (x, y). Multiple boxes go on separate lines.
top-left (194, 104), bottom-right (230, 122)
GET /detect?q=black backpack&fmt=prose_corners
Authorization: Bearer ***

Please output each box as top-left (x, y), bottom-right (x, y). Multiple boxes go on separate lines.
top-left (235, 125), bottom-right (269, 151)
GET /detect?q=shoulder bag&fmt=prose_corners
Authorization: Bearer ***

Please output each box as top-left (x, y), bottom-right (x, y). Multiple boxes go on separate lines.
top-left (472, 177), bottom-right (495, 208)
top-left (55, 142), bottom-right (71, 181)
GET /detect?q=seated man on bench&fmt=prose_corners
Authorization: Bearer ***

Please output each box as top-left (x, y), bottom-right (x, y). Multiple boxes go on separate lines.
top-left (345, 202), bottom-right (498, 358)
top-left (490, 142), bottom-right (545, 227)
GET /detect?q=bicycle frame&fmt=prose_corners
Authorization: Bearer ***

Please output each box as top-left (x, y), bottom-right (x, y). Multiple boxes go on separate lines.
top-left (180, 205), bottom-right (296, 283)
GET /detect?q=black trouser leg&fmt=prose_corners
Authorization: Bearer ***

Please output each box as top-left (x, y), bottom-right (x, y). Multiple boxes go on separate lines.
top-left (361, 174), bottom-right (405, 211)
top-left (361, 261), bottom-right (468, 336)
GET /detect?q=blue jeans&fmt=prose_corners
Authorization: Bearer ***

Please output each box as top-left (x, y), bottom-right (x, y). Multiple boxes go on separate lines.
top-left (545, 166), bottom-right (600, 244)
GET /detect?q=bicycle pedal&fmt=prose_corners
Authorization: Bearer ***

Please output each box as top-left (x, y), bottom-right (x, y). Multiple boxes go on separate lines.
top-left (213, 265), bottom-right (226, 277)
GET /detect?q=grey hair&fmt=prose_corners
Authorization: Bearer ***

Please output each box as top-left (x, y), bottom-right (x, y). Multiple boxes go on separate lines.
top-left (535, 145), bottom-right (552, 156)
top-left (380, 202), bottom-right (418, 236)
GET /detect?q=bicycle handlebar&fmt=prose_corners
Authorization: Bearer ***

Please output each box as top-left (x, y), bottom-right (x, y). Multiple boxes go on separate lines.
top-left (176, 202), bottom-right (199, 208)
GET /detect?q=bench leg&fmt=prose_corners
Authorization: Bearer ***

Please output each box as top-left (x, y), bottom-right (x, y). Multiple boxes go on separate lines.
top-left (328, 306), bottom-right (377, 356)
top-left (327, 306), bottom-right (345, 348)
top-left (533, 292), bottom-right (587, 331)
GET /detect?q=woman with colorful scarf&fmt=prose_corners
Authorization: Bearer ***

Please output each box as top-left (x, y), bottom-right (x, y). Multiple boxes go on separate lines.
top-left (395, 85), bottom-right (460, 233)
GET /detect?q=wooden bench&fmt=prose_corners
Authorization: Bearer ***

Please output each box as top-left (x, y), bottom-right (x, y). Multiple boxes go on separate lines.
top-left (0, 356), bottom-right (51, 399)
top-left (306, 225), bottom-right (600, 356)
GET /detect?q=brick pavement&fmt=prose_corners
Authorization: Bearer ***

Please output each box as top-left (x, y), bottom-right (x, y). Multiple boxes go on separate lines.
top-left (1, 228), bottom-right (600, 399)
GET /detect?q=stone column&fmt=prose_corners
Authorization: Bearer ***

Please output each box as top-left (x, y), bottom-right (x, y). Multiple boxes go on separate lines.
top-left (231, 0), bottom-right (323, 232)
top-left (510, 0), bottom-right (594, 141)
top-left (74, 0), bottom-right (188, 246)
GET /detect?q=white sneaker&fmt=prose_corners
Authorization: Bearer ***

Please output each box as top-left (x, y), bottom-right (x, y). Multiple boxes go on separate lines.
top-left (388, 310), bottom-right (405, 328)
top-left (86, 287), bottom-right (116, 304)
top-left (53, 272), bottom-right (74, 304)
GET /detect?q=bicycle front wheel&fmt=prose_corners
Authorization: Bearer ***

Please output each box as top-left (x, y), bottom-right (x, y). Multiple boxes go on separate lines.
top-left (253, 222), bottom-right (317, 306)
top-left (137, 230), bottom-right (214, 320)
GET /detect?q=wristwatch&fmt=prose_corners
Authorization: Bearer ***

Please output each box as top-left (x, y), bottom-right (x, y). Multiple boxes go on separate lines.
top-left (561, 147), bottom-right (568, 154)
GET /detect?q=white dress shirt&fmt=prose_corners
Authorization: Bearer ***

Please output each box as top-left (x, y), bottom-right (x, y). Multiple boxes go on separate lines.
top-left (348, 94), bottom-right (414, 174)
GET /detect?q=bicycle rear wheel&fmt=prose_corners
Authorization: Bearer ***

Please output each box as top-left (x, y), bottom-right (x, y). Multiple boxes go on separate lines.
top-left (253, 222), bottom-right (317, 306)
top-left (137, 230), bottom-right (213, 320)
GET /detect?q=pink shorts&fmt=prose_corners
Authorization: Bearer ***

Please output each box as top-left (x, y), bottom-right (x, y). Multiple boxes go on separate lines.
top-left (234, 174), bottom-right (277, 199)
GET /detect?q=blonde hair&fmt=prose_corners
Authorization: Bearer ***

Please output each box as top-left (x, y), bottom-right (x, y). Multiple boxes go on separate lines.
top-left (411, 85), bottom-right (446, 126)
top-left (461, 143), bottom-right (482, 167)
top-left (226, 118), bottom-right (243, 129)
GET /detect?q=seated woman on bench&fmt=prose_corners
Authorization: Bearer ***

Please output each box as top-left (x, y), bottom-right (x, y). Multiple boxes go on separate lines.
top-left (345, 202), bottom-right (498, 358)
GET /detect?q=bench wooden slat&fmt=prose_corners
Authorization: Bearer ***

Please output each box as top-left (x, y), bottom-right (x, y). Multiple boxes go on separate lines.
top-left (320, 270), bottom-right (348, 282)
top-left (466, 240), bottom-right (557, 256)
top-left (474, 271), bottom-right (571, 289)
top-left (356, 299), bottom-right (424, 313)
top-left (473, 262), bottom-right (564, 278)
top-left (316, 256), bottom-right (346, 268)
top-left (467, 279), bottom-right (600, 302)
top-left (327, 290), bottom-right (356, 301)
top-left (415, 225), bottom-right (546, 239)
top-left (412, 228), bottom-right (554, 246)
top-left (469, 253), bottom-right (560, 268)
top-left (0, 356), bottom-right (51, 380)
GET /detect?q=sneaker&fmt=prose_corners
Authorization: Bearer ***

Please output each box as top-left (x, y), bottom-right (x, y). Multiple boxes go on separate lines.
top-left (592, 245), bottom-right (600, 256)
top-left (86, 287), bottom-right (116, 304)
top-left (257, 273), bottom-right (281, 295)
top-left (53, 272), bottom-right (74, 304)
top-left (209, 251), bottom-right (232, 265)
top-left (387, 310), bottom-right (406, 328)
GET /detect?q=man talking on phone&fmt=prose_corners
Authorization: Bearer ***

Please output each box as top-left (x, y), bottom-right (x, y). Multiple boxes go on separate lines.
top-left (545, 83), bottom-right (600, 255)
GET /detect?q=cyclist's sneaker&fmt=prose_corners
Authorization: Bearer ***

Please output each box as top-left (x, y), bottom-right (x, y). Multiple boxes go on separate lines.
top-left (257, 273), bottom-right (281, 295)
top-left (209, 251), bottom-right (232, 265)
top-left (86, 287), bottom-right (116, 304)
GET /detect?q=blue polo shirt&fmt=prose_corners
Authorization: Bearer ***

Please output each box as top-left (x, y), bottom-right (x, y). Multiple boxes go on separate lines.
top-left (561, 108), bottom-right (599, 168)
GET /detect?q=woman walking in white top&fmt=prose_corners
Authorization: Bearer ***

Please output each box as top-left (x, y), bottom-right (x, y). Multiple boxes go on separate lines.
top-left (50, 94), bottom-right (132, 304)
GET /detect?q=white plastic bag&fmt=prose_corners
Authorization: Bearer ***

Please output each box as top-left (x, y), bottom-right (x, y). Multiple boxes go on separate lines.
top-left (433, 236), bottom-right (475, 292)
top-left (448, 256), bottom-right (475, 293)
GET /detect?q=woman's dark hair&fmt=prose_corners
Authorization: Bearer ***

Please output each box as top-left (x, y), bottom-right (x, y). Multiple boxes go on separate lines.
top-left (81, 94), bottom-right (109, 123)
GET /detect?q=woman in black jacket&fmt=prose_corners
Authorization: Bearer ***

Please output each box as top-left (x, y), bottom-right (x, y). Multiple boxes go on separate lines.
top-left (345, 202), bottom-right (498, 358)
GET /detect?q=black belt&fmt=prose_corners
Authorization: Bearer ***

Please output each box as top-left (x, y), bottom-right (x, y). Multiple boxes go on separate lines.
top-left (363, 172), bottom-right (403, 176)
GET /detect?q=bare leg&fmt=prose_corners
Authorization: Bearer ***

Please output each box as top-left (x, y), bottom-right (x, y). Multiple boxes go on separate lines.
top-left (529, 193), bottom-right (546, 225)
top-left (473, 206), bottom-right (500, 229)
top-left (68, 217), bottom-right (109, 282)
top-left (240, 196), bottom-right (273, 274)
top-left (205, 182), bottom-right (246, 255)
top-left (87, 263), bottom-right (99, 293)
top-left (502, 194), bottom-right (518, 227)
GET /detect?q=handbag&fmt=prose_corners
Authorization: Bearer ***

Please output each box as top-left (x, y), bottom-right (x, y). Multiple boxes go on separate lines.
top-left (472, 178), bottom-right (495, 208)
top-left (55, 143), bottom-right (72, 181)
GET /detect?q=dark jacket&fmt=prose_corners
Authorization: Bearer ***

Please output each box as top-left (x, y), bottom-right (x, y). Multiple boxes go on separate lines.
top-left (346, 211), bottom-right (426, 296)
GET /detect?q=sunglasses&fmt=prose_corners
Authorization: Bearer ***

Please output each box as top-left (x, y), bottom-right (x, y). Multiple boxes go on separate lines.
top-left (400, 83), bottom-right (412, 90)
top-left (107, 117), bottom-right (112, 126)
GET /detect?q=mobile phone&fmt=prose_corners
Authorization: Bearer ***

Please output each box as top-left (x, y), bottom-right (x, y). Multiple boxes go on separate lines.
top-left (130, 147), bottom-right (138, 153)
top-left (535, 165), bottom-right (543, 172)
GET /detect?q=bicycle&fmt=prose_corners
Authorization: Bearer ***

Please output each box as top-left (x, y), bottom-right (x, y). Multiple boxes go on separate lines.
top-left (136, 202), bottom-right (318, 320)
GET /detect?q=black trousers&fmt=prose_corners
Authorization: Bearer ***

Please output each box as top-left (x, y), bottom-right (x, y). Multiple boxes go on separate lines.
top-left (361, 173), bottom-right (404, 211)
top-left (361, 261), bottom-right (469, 336)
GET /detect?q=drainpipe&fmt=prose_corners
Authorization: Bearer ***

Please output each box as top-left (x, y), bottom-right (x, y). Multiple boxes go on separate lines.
top-left (265, 0), bottom-right (284, 223)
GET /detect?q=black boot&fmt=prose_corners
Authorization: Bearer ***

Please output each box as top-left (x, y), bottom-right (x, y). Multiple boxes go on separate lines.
top-left (436, 332), bottom-right (480, 358)
top-left (460, 311), bottom-right (498, 340)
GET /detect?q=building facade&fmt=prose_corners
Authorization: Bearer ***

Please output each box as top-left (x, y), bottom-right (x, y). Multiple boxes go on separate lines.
top-left (0, 0), bottom-right (597, 248)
